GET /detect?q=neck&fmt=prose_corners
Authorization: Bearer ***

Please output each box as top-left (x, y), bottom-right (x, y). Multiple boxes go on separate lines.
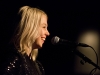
top-left (26, 49), bottom-right (31, 56)
top-left (24, 46), bottom-right (32, 56)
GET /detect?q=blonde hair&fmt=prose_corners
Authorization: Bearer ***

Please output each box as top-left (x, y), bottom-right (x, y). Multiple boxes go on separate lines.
top-left (13, 6), bottom-right (47, 61)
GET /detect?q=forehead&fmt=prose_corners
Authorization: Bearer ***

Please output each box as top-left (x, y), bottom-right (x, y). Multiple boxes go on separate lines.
top-left (41, 15), bottom-right (47, 21)
top-left (40, 15), bottom-right (48, 25)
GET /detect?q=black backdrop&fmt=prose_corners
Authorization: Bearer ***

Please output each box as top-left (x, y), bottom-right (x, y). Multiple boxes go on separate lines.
top-left (0, 0), bottom-right (100, 75)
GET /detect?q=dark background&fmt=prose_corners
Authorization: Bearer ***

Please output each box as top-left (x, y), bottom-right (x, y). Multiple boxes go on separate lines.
top-left (0, 0), bottom-right (100, 75)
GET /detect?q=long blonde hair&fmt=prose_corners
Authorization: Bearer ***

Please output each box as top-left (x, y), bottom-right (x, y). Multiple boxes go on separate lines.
top-left (13, 6), bottom-right (47, 61)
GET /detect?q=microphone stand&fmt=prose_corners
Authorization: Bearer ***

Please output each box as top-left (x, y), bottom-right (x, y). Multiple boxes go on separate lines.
top-left (72, 49), bottom-right (100, 70)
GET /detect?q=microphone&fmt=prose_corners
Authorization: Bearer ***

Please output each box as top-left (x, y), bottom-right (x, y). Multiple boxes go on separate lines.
top-left (51, 36), bottom-right (90, 47)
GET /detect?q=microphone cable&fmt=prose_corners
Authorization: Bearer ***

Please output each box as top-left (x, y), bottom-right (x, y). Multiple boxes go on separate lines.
top-left (89, 46), bottom-right (98, 75)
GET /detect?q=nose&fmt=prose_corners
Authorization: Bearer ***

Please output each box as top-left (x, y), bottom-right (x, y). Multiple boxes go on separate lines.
top-left (46, 30), bottom-right (50, 36)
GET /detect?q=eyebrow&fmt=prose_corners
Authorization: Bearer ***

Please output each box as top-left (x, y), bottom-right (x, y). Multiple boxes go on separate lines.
top-left (42, 23), bottom-right (48, 27)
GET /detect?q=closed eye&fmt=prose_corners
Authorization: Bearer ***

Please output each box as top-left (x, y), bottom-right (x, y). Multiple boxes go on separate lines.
top-left (43, 26), bottom-right (45, 28)
top-left (41, 23), bottom-right (48, 29)
top-left (43, 26), bottom-right (47, 29)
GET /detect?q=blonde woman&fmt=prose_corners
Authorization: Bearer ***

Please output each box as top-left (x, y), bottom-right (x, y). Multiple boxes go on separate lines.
top-left (1, 6), bottom-right (50, 75)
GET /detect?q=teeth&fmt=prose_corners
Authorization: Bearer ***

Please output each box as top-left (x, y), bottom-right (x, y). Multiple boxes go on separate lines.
top-left (42, 38), bottom-right (45, 41)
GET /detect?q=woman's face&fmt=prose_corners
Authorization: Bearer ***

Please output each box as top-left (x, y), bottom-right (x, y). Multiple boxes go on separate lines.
top-left (33, 15), bottom-right (50, 49)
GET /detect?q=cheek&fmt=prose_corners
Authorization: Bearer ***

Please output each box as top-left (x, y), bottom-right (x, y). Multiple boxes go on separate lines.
top-left (35, 37), bottom-right (41, 44)
top-left (38, 29), bottom-right (44, 36)
top-left (32, 29), bottom-right (45, 49)
top-left (33, 37), bottom-right (42, 49)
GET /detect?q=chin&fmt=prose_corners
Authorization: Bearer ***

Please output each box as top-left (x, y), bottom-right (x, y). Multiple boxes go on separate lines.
top-left (36, 41), bottom-right (44, 49)
top-left (37, 44), bottom-right (43, 49)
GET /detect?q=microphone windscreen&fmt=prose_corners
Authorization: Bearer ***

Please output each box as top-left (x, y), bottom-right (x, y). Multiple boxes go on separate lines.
top-left (51, 36), bottom-right (60, 45)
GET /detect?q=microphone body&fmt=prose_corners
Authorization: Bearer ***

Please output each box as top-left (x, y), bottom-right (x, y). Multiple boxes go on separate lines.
top-left (51, 36), bottom-right (90, 47)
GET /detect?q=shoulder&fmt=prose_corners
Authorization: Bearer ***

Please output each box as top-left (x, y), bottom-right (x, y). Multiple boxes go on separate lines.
top-left (0, 46), bottom-right (22, 74)
top-left (36, 60), bottom-right (45, 75)
top-left (1, 45), bottom-right (21, 63)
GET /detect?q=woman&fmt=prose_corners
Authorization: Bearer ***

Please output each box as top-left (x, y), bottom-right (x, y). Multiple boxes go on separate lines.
top-left (0, 5), bottom-right (50, 75)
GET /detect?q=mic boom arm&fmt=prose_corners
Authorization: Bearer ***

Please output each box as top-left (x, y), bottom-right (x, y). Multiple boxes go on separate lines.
top-left (72, 49), bottom-right (100, 70)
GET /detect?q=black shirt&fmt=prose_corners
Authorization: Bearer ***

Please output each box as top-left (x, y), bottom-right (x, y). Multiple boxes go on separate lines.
top-left (0, 46), bottom-right (45, 75)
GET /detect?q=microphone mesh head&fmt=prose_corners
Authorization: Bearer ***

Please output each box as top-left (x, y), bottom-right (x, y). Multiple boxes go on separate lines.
top-left (51, 36), bottom-right (60, 45)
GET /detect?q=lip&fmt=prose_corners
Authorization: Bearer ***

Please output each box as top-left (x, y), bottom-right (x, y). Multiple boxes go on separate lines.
top-left (41, 37), bottom-right (46, 43)
top-left (42, 36), bottom-right (46, 40)
top-left (41, 38), bottom-right (45, 41)
top-left (41, 40), bottom-right (45, 44)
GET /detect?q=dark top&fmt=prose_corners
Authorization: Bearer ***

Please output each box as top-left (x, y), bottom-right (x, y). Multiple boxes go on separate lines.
top-left (0, 45), bottom-right (45, 75)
